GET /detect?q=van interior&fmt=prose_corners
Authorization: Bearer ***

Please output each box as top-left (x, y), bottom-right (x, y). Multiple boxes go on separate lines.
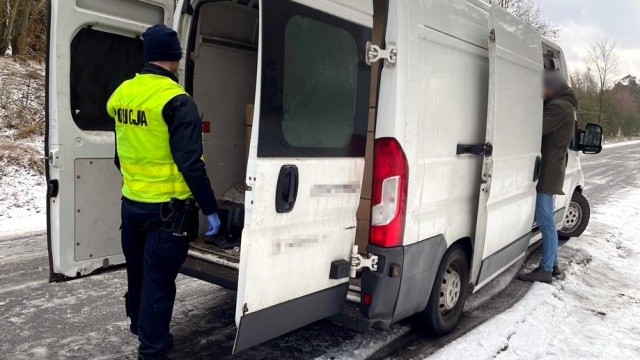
top-left (184, 1), bottom-right (257, 267)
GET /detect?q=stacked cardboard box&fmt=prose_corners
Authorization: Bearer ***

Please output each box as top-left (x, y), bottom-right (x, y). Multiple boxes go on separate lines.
top-left (354, 108), bottom-right (375, 252)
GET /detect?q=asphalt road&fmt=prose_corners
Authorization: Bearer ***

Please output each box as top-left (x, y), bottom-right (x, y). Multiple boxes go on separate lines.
top-left (0, 143), bottom-right (636, 360)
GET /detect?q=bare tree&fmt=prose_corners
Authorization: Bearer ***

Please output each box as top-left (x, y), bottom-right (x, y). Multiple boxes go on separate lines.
top-left (496, 0), bottom-right (559, 39)
top-left (584, 39), bottom-right (620, 124)
top-left (11, 0), bottom-right (35, 57)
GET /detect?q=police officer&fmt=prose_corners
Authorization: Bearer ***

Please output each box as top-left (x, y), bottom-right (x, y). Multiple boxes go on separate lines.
top-left (107, 24), bottom-right (221, 360)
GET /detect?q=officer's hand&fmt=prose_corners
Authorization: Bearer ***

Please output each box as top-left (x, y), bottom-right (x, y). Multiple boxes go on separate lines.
top-left (205, 213), bottom-right (221, 236)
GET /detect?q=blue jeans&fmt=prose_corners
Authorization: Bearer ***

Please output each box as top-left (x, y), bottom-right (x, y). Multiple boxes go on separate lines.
top-left (536, 193), bottom-right (558, 271)
top-left (121, 198), bottom-right (195, 358)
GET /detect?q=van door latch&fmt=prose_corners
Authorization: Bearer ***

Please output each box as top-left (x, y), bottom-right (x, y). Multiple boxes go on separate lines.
top-left (366, 41), bottom-right (397, 66)
top-left (456, 143), bottom-right (493, 157)
top-left (350, 245), bottom-right (378, 278)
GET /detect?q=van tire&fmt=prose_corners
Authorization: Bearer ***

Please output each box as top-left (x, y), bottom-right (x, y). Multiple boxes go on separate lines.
top-left (415, 244), bottom-right (469, 336)
top-left (558, 192), bottom-right (590, 240)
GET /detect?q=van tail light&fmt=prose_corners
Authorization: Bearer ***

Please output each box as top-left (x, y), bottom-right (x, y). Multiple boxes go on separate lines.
top-left (369, 138), bottom-right (408, 247)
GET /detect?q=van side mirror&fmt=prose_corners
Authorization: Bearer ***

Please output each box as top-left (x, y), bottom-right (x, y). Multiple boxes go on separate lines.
top-left (580, 123), bottom-right (603, 155)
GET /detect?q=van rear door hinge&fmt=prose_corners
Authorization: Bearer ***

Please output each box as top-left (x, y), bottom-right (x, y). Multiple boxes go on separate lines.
top-left (366, 41), bottom-right (397, 66)
top-left (350, 245), bottom-right (378, 278)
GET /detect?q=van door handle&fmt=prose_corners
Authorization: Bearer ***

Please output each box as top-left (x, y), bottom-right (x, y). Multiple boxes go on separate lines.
top-left (275, 165), bottom-right (299, 213)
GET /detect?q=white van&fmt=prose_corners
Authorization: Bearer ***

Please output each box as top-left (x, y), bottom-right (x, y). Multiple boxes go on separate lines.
top-left (46, 0), bottom-right (603, 353)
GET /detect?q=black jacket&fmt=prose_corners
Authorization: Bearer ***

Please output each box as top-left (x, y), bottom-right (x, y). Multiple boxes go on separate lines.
top-left (114, 63), bottom-right (218, 215)
top-left (537, 87), bottom-right (579, 195)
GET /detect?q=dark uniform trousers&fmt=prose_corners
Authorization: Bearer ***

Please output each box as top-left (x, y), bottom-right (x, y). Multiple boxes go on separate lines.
top-left (121, 197), bottom-right (196, 358)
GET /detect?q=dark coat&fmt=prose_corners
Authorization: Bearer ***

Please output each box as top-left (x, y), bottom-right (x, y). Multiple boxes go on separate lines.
top-left (537, 87), bottom-right (579, 195)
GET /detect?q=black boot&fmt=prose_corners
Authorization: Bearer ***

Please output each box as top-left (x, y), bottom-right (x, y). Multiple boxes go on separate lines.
top-left (517, 267), bottom-right (553, 283)
top-left (553, 265), bottom-right (565, 279)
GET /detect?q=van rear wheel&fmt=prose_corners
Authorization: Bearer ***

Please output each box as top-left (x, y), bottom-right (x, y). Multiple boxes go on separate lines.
top-left (558, 192), bottom-right (590, 240)
top-left (415, 244), bottom-right (469, 336)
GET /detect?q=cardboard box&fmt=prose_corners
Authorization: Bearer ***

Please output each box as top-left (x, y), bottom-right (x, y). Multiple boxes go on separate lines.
top-left (361, 132), bottom-right (374, 200)
top-left (246, 104), bottom-right (254, 126)
top-left (354, 219), bottom-right (370, 253)
top-left (368, 107), bottom-right (376, 132)
top-left (357, 198), bottom-right (371, 221)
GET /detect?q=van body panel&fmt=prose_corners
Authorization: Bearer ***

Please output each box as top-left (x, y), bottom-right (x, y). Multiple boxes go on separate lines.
top-left (471, 3), bottom-right (543, 287)
top-left (234, 0), bottom-right (373, 352)
top-left (402, 0), bottom-right (490, 248)
top-left (47, 0), bottom-right (175, 279)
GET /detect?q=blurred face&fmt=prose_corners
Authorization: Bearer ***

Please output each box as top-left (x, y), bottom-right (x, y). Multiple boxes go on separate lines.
top-left (543, 86), bottom-right (554, 99)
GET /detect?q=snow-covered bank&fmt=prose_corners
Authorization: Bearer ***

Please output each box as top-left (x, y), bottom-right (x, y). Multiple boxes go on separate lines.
top-left (604, 139), bottom-right (640, 149)
top-left (0, 58), bottom-right (46, 224)
top-left (429, 186), bottom-right (640, 359)
top-left (0, 214), bottom-right (45, 240)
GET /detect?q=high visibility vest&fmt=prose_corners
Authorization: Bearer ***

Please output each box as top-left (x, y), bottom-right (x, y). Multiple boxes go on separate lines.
top-left (107, 73), bottom-right (192, 203)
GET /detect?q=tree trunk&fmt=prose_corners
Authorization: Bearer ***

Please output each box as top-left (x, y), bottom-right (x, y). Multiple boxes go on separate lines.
top-left (597, 89), bottom-right (604, 124)
top-left (0, 0), bottom-right (23, 55)
top-left (0, 0), bottom-right (9, 54)
top-left (11, 0), bottom-right (34, 56)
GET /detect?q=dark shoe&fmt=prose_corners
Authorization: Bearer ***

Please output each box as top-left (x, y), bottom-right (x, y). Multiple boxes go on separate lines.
top-left (136, 335), bottom-right (173, 360)
top-left (553, 265), bottom-right (565, 279)
top-left (138, 355), bottom-right (173, 360)
top-left (130, 324), bottom-right (138, 336)
top-left (517, 267), bottom-right (553, 283)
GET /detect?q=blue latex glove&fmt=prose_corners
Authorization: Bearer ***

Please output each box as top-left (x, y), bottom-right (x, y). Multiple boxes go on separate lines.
top-left (205, 213), bottom-right (221, 236)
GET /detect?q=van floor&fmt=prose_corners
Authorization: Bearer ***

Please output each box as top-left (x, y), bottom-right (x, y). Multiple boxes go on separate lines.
top-left (190, 237), bottom-right (240, 264)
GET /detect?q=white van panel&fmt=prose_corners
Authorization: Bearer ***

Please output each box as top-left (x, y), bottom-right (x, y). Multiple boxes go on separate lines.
top-left (401, 0), bottom-right (490, 247)
top-left (239, 158), bottom-right (364, 311)
top-left (48, 0), bottom-right (175, 278)
top-left (472, 2), bottom-right (543, 286)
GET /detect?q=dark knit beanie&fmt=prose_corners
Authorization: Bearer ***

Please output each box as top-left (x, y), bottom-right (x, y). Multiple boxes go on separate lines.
top-left (142, 24), bottom-right (182, 62)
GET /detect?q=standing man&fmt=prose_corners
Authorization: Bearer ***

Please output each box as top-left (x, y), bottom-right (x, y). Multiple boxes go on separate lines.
top-left (107, 24), bottom-right (222, 360)
top-left (518, 70), bottom-right (578, 284)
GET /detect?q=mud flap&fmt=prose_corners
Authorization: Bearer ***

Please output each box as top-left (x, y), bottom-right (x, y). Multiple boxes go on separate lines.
top-left (233, 283), bottom-right (348, 353)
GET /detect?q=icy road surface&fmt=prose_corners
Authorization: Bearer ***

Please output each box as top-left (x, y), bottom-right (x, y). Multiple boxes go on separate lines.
top-left (0, 143), bottom-right (639, 360)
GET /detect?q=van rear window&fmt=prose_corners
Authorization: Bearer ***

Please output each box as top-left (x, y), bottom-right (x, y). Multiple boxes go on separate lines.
top-left (257, 0), bottom-right (371, 158)
top-left (70, 28), bottom-right (143, 131)
top-left (282, 16), bottom-right (357, 148)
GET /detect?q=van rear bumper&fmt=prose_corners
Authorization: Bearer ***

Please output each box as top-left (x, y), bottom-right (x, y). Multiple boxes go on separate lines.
top-left (357, 236), bottom-right (448, 330)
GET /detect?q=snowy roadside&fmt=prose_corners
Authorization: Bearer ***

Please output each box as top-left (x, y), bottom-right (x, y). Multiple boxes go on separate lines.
top-left (428, 186), bottom-right (640, 359)
top-left (604, 139), bottom-right (640, 149)
top-left (0, 58), bottom-right (46, 235)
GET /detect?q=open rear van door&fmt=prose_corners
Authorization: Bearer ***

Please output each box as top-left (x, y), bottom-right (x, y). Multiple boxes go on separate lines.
top-left (470, 3), bottom-right (544, 288)
top-left (234, 0), bottom-right (373, 352)
top-left (47, 0), bottom-right (175, 279)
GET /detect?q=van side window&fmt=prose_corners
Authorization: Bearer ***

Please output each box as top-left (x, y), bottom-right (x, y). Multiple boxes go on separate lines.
top-left (70, 28), bottom-right (143, 131)
top-left (257, 1), bottom-right (371, 158)
top-left (282, 16), bottom-right (357, 148)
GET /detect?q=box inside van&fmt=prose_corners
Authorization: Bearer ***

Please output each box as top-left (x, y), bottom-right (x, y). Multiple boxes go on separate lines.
top-left (46, 0), bottom-right (603, 354)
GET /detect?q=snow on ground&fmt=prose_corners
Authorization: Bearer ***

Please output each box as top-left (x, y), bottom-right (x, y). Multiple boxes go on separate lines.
top-left (0, 57), bottom-right (46, 226)
top-left (429, 187), bottom-right (640, 359)
top-left (604, 139), bottom-right (640, 149)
